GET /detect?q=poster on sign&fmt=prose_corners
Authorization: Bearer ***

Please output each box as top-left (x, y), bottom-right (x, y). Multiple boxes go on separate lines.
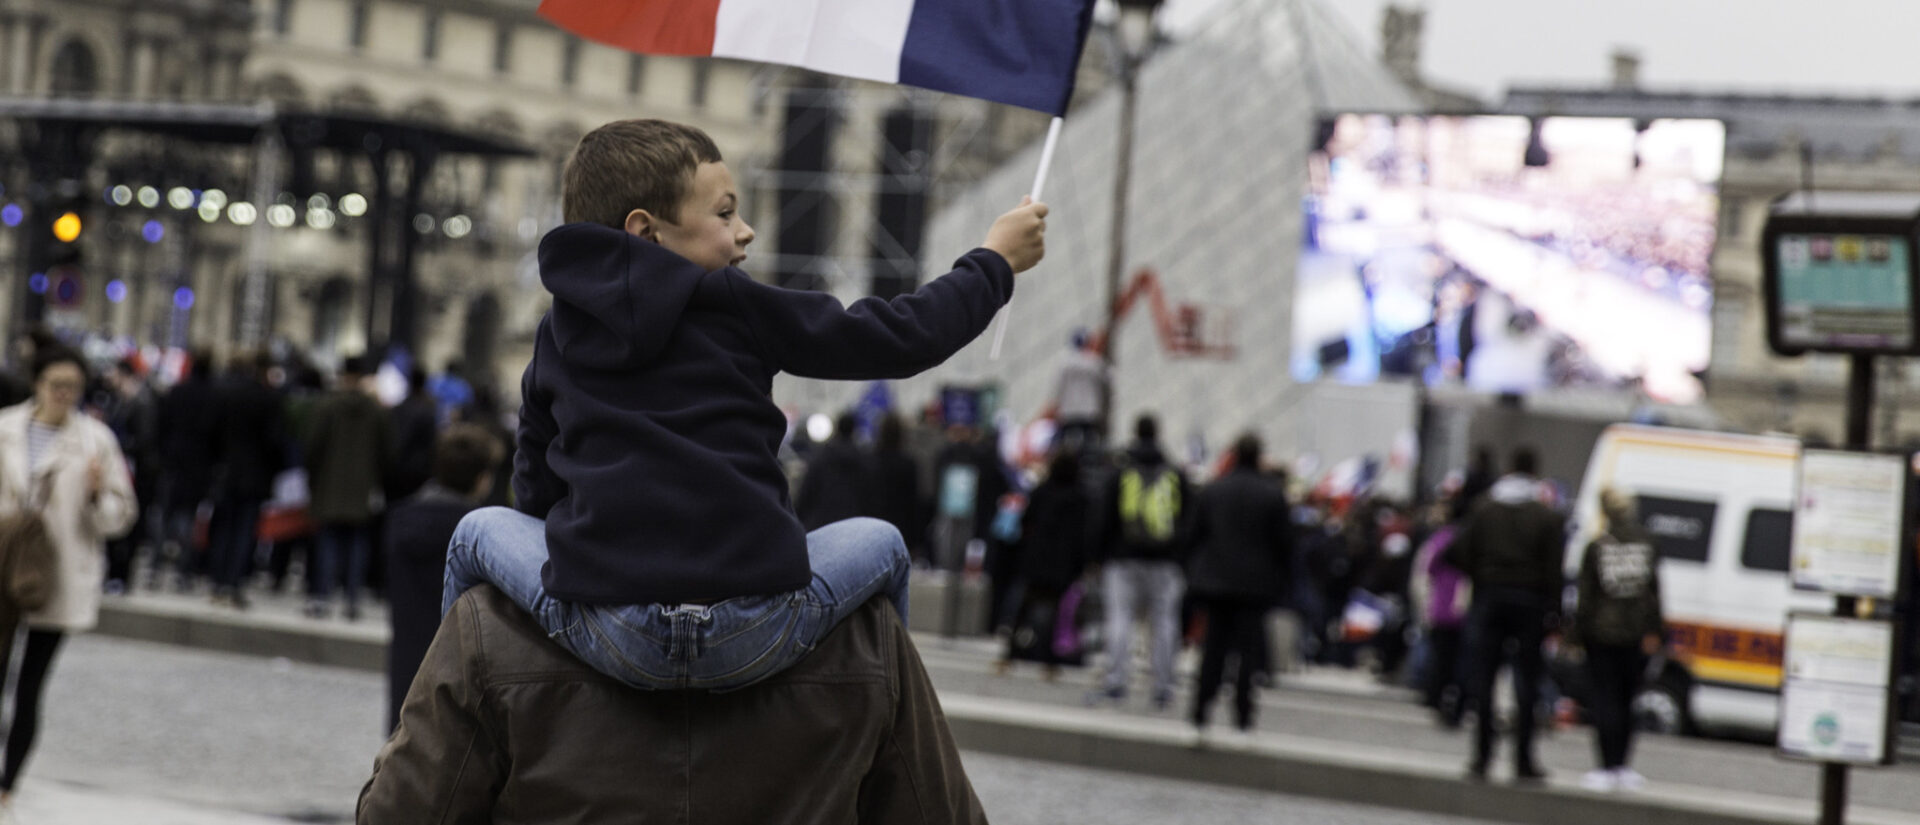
top-left (1778, 614), bottom-right (1896, 765)
top-left (1790, 450), bottom-right (1906, 598)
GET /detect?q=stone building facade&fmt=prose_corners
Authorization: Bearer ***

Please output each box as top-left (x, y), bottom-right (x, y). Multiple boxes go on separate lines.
top-left (4, 0), bottom-right (1069, 391)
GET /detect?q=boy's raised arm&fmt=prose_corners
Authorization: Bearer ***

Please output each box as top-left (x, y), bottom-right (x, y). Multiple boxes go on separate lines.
top-left (730, 199), bottom-right (1046, 381)
top-left (726, 250), bottom-right (1012, 380)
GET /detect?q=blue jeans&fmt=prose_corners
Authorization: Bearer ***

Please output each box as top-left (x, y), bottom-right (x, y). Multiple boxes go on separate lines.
top-left (315, 524), bottom-right (373, 608)
top-left (442, 508), bottom-right (912, 691)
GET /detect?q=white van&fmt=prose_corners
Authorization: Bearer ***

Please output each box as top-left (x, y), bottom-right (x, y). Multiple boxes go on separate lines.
top-left (1567, 424), bottom-right (1828, 735)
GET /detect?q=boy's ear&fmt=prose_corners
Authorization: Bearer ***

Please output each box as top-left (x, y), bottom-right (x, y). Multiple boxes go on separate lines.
top-left (623, 208), bottom-right (661, 241)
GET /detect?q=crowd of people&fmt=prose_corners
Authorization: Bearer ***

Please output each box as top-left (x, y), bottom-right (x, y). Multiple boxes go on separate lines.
top-left (0, 326), bottom-right (513, 622)
top-left (788, 404), bottom-right (1668, 790)
top-left (2, 316), bottom-right (1670, 797)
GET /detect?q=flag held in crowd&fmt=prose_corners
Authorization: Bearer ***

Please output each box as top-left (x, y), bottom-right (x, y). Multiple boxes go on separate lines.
top-left (537, 0), bottom-right (1098, 115)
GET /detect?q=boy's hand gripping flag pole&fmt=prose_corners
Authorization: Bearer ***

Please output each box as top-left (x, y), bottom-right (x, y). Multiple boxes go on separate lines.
top-left (536, 0), bottom-right (1098, 355)
top-left (987, 116), bottom-right (1063, 361)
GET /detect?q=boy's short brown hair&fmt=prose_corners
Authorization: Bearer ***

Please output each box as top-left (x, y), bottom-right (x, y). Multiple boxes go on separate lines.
top-left (562, 119), bottom-right (724, 230)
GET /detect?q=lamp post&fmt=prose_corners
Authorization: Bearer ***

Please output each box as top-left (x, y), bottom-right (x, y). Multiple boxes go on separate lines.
top-left (1103, 0), bottom-right (1161, 444)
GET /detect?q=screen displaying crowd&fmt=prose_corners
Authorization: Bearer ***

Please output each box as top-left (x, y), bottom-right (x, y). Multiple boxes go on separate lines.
top-left (1294, 114), bottom-right (1726, 403)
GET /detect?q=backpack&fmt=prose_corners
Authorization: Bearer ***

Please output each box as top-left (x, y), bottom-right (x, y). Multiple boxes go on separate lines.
top-left (1117, 465), bottom-right (1180, 546)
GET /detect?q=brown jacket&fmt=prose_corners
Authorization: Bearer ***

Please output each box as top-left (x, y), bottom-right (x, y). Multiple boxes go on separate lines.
top-left (358, 585), bottom-right (989, 824)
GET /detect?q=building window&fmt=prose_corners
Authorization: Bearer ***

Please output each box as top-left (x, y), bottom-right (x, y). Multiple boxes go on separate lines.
top-left (627, 54), bottom-right (647, 96)
top-left (493, 24), bottom-right (513, 74)
top-left (691, 60), bottom-right (711, 108)
top-left (422, 11), bottom-right (441, 62)
top-left (561, 38), bottom-right (581, 88)
top-left (273, 0), bottom-right (295, 37)
top-left (49, 40), bottom-right (100, 97)
top-left (348, 2), bottom-right (369, 51)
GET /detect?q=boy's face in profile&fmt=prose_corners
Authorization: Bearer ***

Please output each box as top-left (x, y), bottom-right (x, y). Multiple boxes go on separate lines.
top-left (633, 161), bottom-right (755, 272)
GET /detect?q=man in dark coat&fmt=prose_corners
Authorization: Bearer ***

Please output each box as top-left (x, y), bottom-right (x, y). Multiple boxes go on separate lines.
top-left (867, 413), bottom-right (921, 557)
top-left (383, 424), bottom-right (501, 732)
top-left (385, 366), bottom-right (439, 505)
top-left (362, 588), bottom-right (988, 824)
top-left (996, 450), bottom-right (1090, 676)
top-left (305, 356), bottom-right (394, 620)
top-left (794, 411), bottom-right (871, 532)
top-left (156, 350), bottom-right (218, 588)
top-left (1446, 447), bottom-right (1566, 783)
top-left (102, 358), bottom-right (160, 592)
top-left (207, 353), bottom-right (287, 609)
top-left (1185, 434), bottom-right (1291, 736)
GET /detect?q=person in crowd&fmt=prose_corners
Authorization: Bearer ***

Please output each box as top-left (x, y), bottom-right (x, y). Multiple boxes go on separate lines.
top-left (795, 411), bottom-right (871, 531)
top-left (1050, 329), bottom-right (1108, 456)
top-left (1446, 447), bottom-right (1565, 783)
top-left (1461, 445), bottom-right (1497, 506)
top-left (1185, 434), bottom-right (1290, 740)
top-left (1570, 487), bottom-right (1663, 792)
top-left (930, 424), bottom-right (984, 574)
top-left (382, 424), bottom-right (501, 732)
top-left (867, 413), bottom-right (921, 559)
top-left (385, 365), bottom-right (439, 505)
top-left (360, 586), bottom-right (987, 824)
top-left (440, 118), bottom-right (1045, 695)
top-left (266, 362), bottom-right (326, 595)
top-left (304, 355), bottom-right (393, 620)
top-left (1360, 502), bottom-right (1417, 682)
top-left (1291, 497), bottom-right (1343, 665)
top-left (904, 404), bottom-right (948, 560)
top-left (427, 359), bottom-right (475, 426)
top-left (155, 348), bottom-right (217, 591)
top-left (0, 327), bottom-right (57, 410)
top-left (1412, 495), bottom-right (1472, 728)
top-left (206, 353), bottom-right (287, 609)
top-left (994, 449), bottom-right (1090, 680)
top-left (101, 358), bottom-right (159, 593)
top-left (0, 346), bottom-right (137, 809)
top-left (1088, 413), bottom-right (1193, 711)
top-left (452, 385), bottom-right (515, 509)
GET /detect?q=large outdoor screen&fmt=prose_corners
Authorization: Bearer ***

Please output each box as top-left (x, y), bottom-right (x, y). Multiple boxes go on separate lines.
top-left (1295, 114), bottom-right (1726, 403)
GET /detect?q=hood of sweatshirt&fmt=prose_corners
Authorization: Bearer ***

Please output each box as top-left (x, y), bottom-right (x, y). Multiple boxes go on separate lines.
top-left (538, 222), bottom-right (710, 371)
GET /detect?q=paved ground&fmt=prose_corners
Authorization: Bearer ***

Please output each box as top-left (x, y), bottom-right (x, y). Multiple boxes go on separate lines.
top-left (909, 636), bottom-right (1920, 813)
top-left (14, 632), bottom-right (1522, 824)
top-left (71, 582), bottom-right (1920, 823)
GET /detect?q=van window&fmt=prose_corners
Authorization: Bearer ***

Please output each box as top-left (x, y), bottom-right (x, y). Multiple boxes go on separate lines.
top-left (1636, 495), bottom-right (1715, 563)
top-left (1741, 508), bottom-right (1793, 572)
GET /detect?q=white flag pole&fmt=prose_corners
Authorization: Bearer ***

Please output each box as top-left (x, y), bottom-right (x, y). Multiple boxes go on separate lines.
top-left (989, 115), bottom-right (1063, 361)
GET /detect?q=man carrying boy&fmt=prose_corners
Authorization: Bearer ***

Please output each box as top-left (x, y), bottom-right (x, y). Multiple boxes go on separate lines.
top-left (441, 119), bottom-right (1046, 692)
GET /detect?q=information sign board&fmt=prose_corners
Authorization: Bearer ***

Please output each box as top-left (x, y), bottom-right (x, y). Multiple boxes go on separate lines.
top-left (1778, 614), bottom-right (1896, 765)
top-left (1772, 232), bottom-right (1914, 351)
top-left (1791, 450), bottom-right (1906, 598)
top-left (1761, 194), bottom-right (1920, 356)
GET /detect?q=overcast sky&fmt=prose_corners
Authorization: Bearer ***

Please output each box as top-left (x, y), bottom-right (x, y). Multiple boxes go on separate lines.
top-left (1163, 0), bottom-right (1920, 100)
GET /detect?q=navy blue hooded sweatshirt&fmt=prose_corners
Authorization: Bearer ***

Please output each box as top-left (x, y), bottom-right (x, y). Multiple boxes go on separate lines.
top-left (516, 222), bottom-right (1014, 605)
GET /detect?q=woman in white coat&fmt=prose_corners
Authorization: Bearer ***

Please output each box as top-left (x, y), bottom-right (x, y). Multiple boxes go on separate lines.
top-left (0, 346), bottom-right (135, 805)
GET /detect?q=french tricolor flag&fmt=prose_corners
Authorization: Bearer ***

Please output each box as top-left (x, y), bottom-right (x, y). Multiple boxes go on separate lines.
top-left (538, 0), bottom-right (1098, 115)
